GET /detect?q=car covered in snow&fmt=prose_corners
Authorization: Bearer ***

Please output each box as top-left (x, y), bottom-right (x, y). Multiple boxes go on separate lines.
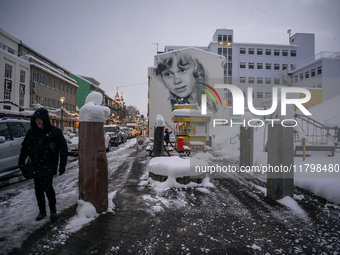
top-left (104, 125), bottom-right (122, 146)
top-left (0, 118), bottom-right (30, 173)
top-left (67, 132), bottom-right (111, 156)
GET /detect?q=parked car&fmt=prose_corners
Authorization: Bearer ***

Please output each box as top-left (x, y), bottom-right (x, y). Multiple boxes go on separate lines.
top-left (103, 125), bottom-right (122, 146)
top-left (67, 132), bottom-right (111, 156)
top-left (120, 127), bottom-right (129, 142)
top-left (0, 118), bottom-right (30, 173)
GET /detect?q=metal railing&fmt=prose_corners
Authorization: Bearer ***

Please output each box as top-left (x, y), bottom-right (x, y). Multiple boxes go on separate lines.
top-left (294, 114), bottom-right (337, 146)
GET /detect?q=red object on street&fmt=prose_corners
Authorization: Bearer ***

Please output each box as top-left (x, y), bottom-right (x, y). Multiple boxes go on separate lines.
top-left (177, 137), bottom-right (184, 151)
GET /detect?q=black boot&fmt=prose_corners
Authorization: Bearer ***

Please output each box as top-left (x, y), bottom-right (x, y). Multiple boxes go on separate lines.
top-left (36, 211), bottom-right (46, 221)
top-left (50, 207), bottom-right (58, 221)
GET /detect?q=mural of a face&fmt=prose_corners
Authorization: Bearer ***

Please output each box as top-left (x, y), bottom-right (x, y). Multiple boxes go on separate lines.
top-left (159, 55), bottom-right (196, 98)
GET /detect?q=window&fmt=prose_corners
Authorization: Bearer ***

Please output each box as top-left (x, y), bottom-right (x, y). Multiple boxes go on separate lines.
top-left (265, 92), bottom-right (272, 98)
top-left (257, 77), bottom-right (263, 84)
top-left (305, 71), bottom-right (310, 79)
top-left (4, 64), bottom-right (13, 100)
top-left (218, 48), bottom-right (222, 55)
top-left (282, 50), bottom-right (288, 56)
top-left (265, 49), bottom-right (271, 56)
top-left (20, 70), bottom-right (25, 106)
top-left (291, 64), bottom-right (296, 71)
top-left (266, 63), bottom-right (271, 70)
top-left (8, 122), bottom-right (26, 138)
top-left (274, 78), bottom-right (280, 85)
top-left (33, 71), bottom-right (37, 82)
top-left (311, 69), bottom-right (315, 77)
top-left (240, 62), bottom-right (246, 69)
top-left (257, 92), bottom-right (263, 98)
top-left (248, 77), bottom-right (255, 84)
top-left (282, 64), bottom-right (288, 70)
top-left (248, 62), bottom-right (254, 70)
top-left (240, 48), bottom-right (246, 54)
top-left (240, 77), bottom-right (246, 84)
top-left (265, 78), bottom-right (271, 84)
top-left (295, 76), bottom-right (298, 83)
top-left (20, 70), bottom-right (26, 83)
top-left (248, 48), bottom-right (254, 55)
top-left (274, 49), bottom-right (280, 56)
top-left (317, 66), bottom-right (322, 75)
top-left (300, 73), bottom-right (304, 81)
top-left (257, 48), bottom-right (263, 55)
top-left (257, 63), bottom-right (263, 70)
top-left (274, 64), bottom-right (280, 71)
top-left (291, 50), bottom-right (296, 57)
top-left (5, 64), bottom-right (12, 79)
top-left (0, 123), bottom-right (11, 141)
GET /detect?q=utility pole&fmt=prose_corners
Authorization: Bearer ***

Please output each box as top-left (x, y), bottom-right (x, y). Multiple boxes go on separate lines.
top-left (152, 43), bottom-right (159, 54)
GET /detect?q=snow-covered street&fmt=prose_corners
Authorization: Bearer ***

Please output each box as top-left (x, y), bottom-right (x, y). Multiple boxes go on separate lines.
top-left (1, 137), bottom-right (339, 254)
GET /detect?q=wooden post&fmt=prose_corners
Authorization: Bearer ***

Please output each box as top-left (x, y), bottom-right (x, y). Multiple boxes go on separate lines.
top-left (266, 124), bottom-right (294, 200)
top-left (78, 122), bottom-right (108, 213)
top-left (153, 126), bottom-right (164, 157)
top-left (240, 126), bottom-right (254, 168)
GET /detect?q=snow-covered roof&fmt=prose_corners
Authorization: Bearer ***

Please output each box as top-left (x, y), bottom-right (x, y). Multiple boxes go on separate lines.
top-left (29, 56), bottom-right (78, 88)
top-left (171, 109), bottom-right (213, 118)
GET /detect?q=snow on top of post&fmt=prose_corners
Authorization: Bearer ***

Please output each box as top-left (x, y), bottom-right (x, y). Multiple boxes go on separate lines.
top-left (155, 114), bottom-right (165, 127)
top-left (79, 92), bottom-right (110, 122)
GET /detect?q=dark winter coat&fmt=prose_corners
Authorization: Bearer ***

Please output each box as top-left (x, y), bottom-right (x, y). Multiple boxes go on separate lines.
top-left (18, 108), bottom-right (68, 178)
top-left (164, 130), bottom-right (172, 141)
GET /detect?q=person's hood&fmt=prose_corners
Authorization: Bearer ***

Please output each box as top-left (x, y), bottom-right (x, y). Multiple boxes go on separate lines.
top-left (31, 108), bottom-right (52, 130)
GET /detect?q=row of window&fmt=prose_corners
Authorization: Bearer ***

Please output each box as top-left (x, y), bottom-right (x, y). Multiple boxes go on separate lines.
top-left (240, 62), bottom-right (295, 71)
top-left (217, 35), bottom-right (233, 48)
top-left (240, 48), bottom-right (296, 57)
top-left (294, 66), bottom-right (322, 82)
top-left (240, 77), bottom-right (288, 85)
top-left (4, 64), bottom-right (26, 106)
top-left (32, 95), bottom-right (76, 112)
top-left (32, 70), bottom-right (76, 96)
top-left (253, 91), bottom-right (272, 99)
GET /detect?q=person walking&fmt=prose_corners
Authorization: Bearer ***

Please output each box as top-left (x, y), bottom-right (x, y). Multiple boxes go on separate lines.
top-left (164, 128), bottom-right (172, 147)
top-left (19, 108), bottom-right (68, 221)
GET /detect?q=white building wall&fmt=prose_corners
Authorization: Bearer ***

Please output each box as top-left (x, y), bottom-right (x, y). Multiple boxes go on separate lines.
top-left (0, 30), bottom-right (31, 111)
top-left (290, 55), bottom-right (340, 102)
top-left (0, 50), bottom-right (31, 109)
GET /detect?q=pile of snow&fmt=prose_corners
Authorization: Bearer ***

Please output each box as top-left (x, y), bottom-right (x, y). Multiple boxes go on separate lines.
top-left (64, 200), bottom-right (98, 233)
top-left (277, 196), bottom-right (307, 218)
top-left (64, 191), bottom-right (117, 233)
top-left (147, 156), bottom-right (214, 191)
top-left (79, 92), bottom-right (110, 122)
top-left (306, 95), bottom-right (340, 127)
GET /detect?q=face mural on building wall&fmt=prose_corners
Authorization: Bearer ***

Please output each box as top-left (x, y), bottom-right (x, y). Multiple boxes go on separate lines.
top-left (155, 52), bottom-right (216, 112)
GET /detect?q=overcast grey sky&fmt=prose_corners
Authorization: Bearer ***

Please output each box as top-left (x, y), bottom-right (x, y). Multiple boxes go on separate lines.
top-left (1, 0), bottom-right (339, 114)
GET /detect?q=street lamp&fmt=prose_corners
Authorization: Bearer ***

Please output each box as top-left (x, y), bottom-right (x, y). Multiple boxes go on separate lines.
top-left (60, 97), bottom-right (65, 131)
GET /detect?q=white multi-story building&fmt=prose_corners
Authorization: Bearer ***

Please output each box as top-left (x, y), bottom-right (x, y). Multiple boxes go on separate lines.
top-left (164, 29), bottom-right (339, 108)
top-left (0, 28), bottom-right (30, 111)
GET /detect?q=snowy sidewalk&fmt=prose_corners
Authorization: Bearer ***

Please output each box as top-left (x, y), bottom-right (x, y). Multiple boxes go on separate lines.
top-left (3, 140), bottom-right (339, 254)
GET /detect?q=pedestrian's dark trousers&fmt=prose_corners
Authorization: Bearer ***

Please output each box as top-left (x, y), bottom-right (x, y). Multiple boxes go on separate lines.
top-left (34, 176), bottom-right (56, 213)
